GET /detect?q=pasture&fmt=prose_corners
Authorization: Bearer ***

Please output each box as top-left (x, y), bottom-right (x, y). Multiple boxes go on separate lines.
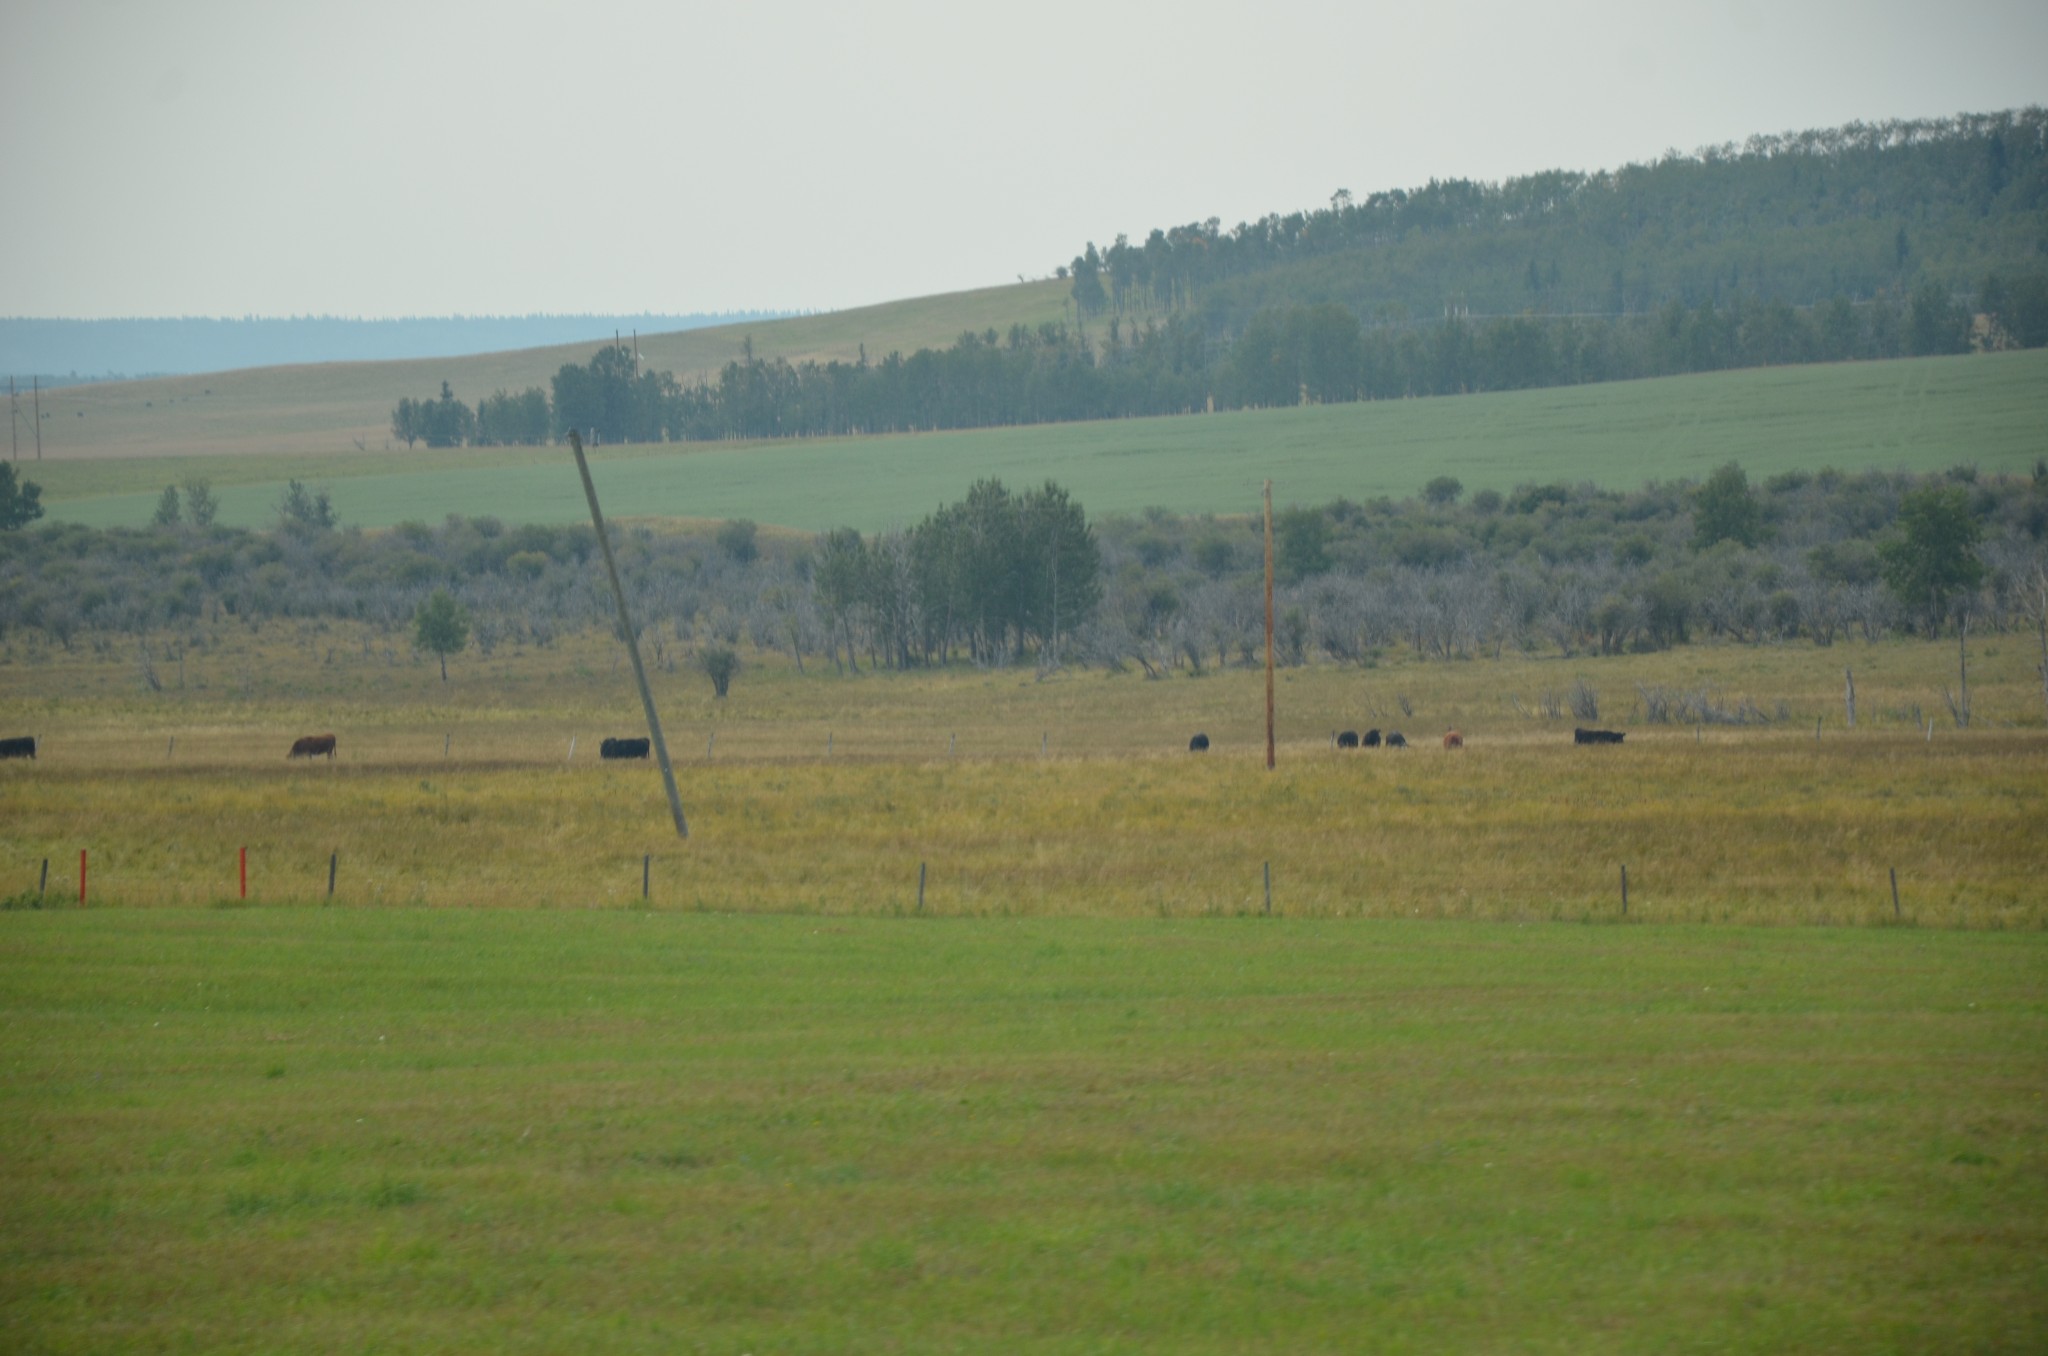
top-left (3, 628), bottom-right (2046, 1350)
top-left (2, 623), bottom-right (2043, 922)
top-left (2, 911), bottom-right (2042, 1353)
top-left (31, 348), bottom-right (2048, 533)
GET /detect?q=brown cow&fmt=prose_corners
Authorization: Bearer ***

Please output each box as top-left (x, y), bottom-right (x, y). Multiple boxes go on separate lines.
top-left (289, 734), bottom-right (337, 760)
top-left (1442, 729), bottom-right (1464, 750)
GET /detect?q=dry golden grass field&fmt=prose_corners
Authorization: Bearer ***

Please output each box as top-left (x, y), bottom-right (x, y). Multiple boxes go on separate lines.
top-left (3, 624), bottom-right (2042, 925)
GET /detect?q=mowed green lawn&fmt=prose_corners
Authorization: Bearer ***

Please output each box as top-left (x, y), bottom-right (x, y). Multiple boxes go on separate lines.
top-left (36, 349), bottom-right (2048, 533)
top-left (1, 910), bottom-right (2041, 1354)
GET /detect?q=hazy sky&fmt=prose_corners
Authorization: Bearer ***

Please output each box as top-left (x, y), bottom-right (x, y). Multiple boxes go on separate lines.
top-left (4, 0), bottom-right (2044, 320)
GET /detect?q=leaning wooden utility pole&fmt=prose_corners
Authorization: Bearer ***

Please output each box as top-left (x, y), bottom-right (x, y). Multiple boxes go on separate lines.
top-left (1263, 479), bottom-right (1276, 771)
top-left (567, 430), bottom-right (688, 838)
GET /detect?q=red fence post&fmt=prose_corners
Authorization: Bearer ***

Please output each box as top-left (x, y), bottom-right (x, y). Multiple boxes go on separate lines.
top-left (239, 846), bottom-right (247, 900)
top-left (79, 849), bottom-right (87, 906)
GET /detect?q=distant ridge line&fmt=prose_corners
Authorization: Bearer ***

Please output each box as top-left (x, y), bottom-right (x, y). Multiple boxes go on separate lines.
top-left (0, 312), bottom-right (801, 383)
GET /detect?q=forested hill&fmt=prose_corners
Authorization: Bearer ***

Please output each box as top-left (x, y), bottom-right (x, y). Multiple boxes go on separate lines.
top-left (366, 109), bottom-right (2048, 450)
top-left (1063, 109), bottom-right (2047, 329)
top-left (0, 312), bottom-right (790, 385)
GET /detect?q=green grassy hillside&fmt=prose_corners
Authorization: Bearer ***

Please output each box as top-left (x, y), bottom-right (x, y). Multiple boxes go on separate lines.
top-left (21, 280), bottom-right (1070, 462)
top-left (32, 349), bottom-right (2048, 533)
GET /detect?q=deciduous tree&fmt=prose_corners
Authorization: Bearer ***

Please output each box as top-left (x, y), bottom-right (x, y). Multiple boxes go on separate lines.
top-left (414, 589), bottom-right (470, 680)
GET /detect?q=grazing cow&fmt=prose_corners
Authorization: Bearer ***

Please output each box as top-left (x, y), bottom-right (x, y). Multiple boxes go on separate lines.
top-left (600, 736), bottom-right (651, 760)
top-left (1189, 733), bottom-right (1211, 752)
top-left (288, 734), bottom-right (336, 760)
top-left (1384, 732), bottom-right (1407, 748)
top-left (1336, 730), bottom-right (1360, 749)
top-left (1362, 728), bottom-right (1381, 747)
top-left (1574, 728), bottom-right (1626, 745)
top-left (1443, 729), bottom-right (1465, 750)
top-left (0, 735), bottom-right (35, 760)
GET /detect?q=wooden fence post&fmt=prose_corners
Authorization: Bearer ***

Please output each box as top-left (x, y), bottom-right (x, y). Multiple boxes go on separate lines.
top-left (79, 850), bottom-right (86, 907)
top-left (39, 858), bottom-right (48, 896)
top-left (1263, 862), bottom-right (1272, 916)
top-left (643, 854), bottom-right (651, 900)
top-left (239, 846), bottom-right (247, 900)
top-left (328, 852), bottom-right (337, 899)
top-left (917, 862), bottom-right (927, 914)
top-left (1890, 867), bottom-right (1900, 920)
top-left (1621, 864), bottom-right (1629, 916)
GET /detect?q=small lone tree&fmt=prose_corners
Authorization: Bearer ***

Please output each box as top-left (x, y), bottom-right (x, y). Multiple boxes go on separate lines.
top-left (1880, 485), bottom-right (1984, 633)
top-left (699, 646), bottom-right (739, 698)
top-left (414, 589), bottom-right (470, 681)
top-left (152, 484), bottom-right (182, 528)
top-left (182, 477), bottom-right (218, 528)
top-left (1692, 461), bottom-right (1763, 549)
top-left (0, 463), bottom-right (44, 531)
top-left (1423, 475), bottom-right (1464, 506)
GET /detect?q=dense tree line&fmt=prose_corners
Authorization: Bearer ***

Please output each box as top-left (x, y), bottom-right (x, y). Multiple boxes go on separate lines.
top-left (397, 269), bottom-right (2044, 449)
top-left (4, 468), bottom-right (2044, 699)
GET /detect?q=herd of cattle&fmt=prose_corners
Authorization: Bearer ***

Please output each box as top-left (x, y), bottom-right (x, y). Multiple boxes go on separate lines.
top-left (0, 727), bottom-right (1629, 764)
top-left (1189, 727), bottom-right (1624, 752)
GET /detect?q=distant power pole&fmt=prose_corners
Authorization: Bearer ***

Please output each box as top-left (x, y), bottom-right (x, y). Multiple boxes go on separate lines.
top-left (567, 429), bottom-right (688, 839)
top-left (9, 377), bottom-right (16, 462)
top-left (1264, 479), bottom-right (1276, 771)
top-left (32, 376), bottom-right (41, 460)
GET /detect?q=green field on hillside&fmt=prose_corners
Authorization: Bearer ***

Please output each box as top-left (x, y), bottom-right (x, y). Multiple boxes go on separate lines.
top-left (2, 911), bottom-right (2041, 1354)
top-left (33, 349), bottom-right (2048, 532)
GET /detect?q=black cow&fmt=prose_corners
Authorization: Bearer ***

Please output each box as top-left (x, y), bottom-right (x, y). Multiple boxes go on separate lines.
top-left (1189, 733), bottom-right (1211, 752)
top-left (288, 734), bottom-right (336, 759)
top-left (1574, 728), bottom-right (1626, 745)
top-left (0, 736), bottom-right (35, 760)
top-left (1384, 731), bottom-right (1408, 748)
top-left (1362, 728), bottom-right (1381, 747)
top-left (1336, 730), bottom-right (1360, 749)
top-left (601, 737), bottom-right (651, 760)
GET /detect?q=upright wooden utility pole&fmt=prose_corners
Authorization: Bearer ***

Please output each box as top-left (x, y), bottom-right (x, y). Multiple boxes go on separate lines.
top-left (568, 430), bottom-right (688, 838)
top-left (1263, 479), bottom-right (1276, 771)
top-left (32, 377), bottom-right (42, 460)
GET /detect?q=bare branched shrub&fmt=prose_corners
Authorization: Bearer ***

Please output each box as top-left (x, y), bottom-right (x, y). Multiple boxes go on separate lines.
top-left (1638, 684), bottom-right (1780, 725)
top-left (1636, 683), bottom-right (1671, 723)
top-left (1569, 678), bottom-right (1599, 721)
top-left (1539, 690), bottom-right (1564, 720)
